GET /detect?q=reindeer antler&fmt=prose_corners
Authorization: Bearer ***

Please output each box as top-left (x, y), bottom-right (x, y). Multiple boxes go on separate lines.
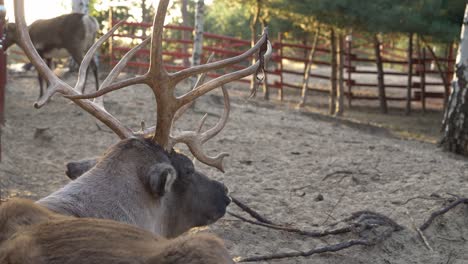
top-left (14, 0), bottom-right (271, 172)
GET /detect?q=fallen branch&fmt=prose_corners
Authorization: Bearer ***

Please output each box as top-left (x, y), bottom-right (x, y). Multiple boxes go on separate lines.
top-left (237, 239), bottom-right (370, 262)
top-left (227, 211), bottom-right (353, 237)
top-left (230, 196), bottom-right (274, 224)
top-left (230, 198), bottom-right (402, 262)
top-left (420, 197), bottom-right (468, 231)
top-left (236, 211), bottom-right (402, 262)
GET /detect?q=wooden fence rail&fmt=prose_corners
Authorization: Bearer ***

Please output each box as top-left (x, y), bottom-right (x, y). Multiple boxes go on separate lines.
top-left (109, 20), bottom-right (455, 113)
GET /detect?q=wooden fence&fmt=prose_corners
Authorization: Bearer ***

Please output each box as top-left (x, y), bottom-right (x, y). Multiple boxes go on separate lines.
top-left (109, 20), bottom-right (456, 113)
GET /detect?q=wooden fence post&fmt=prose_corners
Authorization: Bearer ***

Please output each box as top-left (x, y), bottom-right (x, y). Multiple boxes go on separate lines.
top-left (447, 41), bottom-right (455, 84)
top-left (405, 32), bottom-right (413, 115)
top-left (345, 34), bottom-right (353, 107)
top-left (421, 47), bottom-right (426, 113)
top-left (329, 28), bottom-right (337, 115)
top-left (0, 0), bottom-right (6, 162)
top-left (277, 32), bottom-right (284, 101)
top-left (374, 34), bottom-right (388, 113)
top-left (299, 27), bottom-right (320, 107)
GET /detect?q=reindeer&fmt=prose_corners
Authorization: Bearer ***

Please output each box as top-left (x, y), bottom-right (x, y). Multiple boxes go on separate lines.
top-left (12, 0), bottom-right (271, 238)
top-left (0, 199), bottom-right (235, 264)
top-left (4, 12), bottom-right (99, 98)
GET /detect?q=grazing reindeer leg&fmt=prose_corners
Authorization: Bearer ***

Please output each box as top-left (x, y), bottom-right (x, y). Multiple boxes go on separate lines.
top-left (13, 0), bottom-right (271, 237)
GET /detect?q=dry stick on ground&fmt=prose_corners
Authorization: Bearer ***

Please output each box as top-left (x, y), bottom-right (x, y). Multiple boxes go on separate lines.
top-left (230, 197), bottom-right (402, 237)
top-left (227, 212), bottom-right (354, 237)
top-left (230, 196), bottom-right (274, 224)
top-left (420, 197), bottom-right (468, 231)
top-left (237, 239), bottom-right (370, 262)
top-left (232, 210), bottom-right (402, 262)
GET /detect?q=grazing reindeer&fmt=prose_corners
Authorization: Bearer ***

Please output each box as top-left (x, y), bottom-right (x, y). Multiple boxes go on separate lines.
top-left (4, 13), bottom-right (99, 98)
top-left (0, 199), bottom-right (235, 264)
top-left (13, 0), bottom-right (271, 238)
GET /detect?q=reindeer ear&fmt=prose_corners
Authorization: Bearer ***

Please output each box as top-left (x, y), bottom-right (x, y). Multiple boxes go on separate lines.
top-left (147, 163), bottom-right (177, 197)
top-left (65, 158), bottom-right (98, 180)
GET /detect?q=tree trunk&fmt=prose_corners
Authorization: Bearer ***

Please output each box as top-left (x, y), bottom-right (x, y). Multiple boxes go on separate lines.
top-left (72, 0), bottom-right (89, 14)
top-left (181, 0), bottom-right (190, 67)
top-left (440, 4), bottom-right (468, 155)
top-left (335, 33), bottom-right (344, 116)
top-left (299, 26), bottom-right (320, 107)
top-left (192, 0), bottom-right (204, 67)
top-left (405, 32), bottom-right (413, 115)
top-left (249, 0), bottom-right (261, 93)
top-left (329, 28), bottom-right (337, 115)
top-left (374, 34), bottom-right (387, 113)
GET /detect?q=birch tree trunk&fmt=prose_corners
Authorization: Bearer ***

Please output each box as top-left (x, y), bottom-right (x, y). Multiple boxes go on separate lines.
top-left (299, 26), bottom-right (320, 107)
top-left (440, 4), bottom-right (468, 155)
top-left (192, 0), bottom-right (204, 67)
top-left (72, 0), bottom-right (89, 14)
top-left (374, 33), bottom-right (388, 113)
top-left (181, 0), bottom-right (190, 66)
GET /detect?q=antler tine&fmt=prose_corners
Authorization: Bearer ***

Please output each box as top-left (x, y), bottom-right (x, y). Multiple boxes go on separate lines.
top-left (68, 38), bottom-right (151, 100)
top-left (75, 19), bottom-right (128, 93)
top-left (199, 85), bottom-right (230, 143)
top-left (177, 39), bottom-right (272, 107)
top-left (148, 0), bottom-right (170, 77)
top-left (173, 53), bottom-right (215, 122)
top-left (172, 31), bottom-right (268, 84)
top-left (168, 86), bottom-right (231, 172)
top-left (13, 0), bottom-right (134, 139)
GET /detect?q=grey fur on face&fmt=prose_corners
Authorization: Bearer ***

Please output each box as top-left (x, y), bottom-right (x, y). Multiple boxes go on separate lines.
top-left (39, 138), bottom-right (230, 238)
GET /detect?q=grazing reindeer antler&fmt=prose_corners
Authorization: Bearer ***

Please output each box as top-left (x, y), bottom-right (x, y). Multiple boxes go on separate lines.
top-left (14, 0), bottom-right (271, 172)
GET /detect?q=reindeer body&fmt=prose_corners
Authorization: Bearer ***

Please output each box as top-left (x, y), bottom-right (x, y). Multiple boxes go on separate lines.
top-left (5, 13), bottom-right (99, 95)
top-left (9, 0), bottom-right (271, 249)
top-left (0, 199), bottom-right (234, 264)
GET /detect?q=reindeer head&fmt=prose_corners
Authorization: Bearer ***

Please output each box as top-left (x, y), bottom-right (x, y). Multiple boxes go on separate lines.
top-left (13, 0), bottom-right (271, 237)
top-left (3, 23), bottom-right (18, 50)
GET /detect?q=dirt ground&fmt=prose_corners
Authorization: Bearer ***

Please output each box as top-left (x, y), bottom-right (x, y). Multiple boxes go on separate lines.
top-left (1, 68), bottom-right (468, 264)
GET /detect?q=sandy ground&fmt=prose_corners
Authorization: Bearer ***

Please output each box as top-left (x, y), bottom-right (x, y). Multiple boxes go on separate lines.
top-left (1, 69), bottom-right (468, 264)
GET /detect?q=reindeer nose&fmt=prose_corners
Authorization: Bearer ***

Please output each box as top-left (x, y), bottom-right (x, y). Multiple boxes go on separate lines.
top-left (223, 195), bottom-right (232, 206)
top-left (222, 183), bottom-right (229, 194)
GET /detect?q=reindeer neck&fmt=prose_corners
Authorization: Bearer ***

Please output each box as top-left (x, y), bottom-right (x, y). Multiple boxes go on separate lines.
top-left (36, 166), bottom-right (163, 234)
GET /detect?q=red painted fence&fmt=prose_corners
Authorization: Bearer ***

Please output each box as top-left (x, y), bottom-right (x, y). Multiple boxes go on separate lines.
top-left (109, 20), bottom-right (455, 111)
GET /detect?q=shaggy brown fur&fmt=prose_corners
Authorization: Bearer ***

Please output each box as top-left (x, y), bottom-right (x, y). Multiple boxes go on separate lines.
top-left (0, 199), bottom-right (234, 264)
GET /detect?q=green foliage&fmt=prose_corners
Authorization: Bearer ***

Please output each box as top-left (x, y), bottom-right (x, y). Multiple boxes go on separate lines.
top-left (272, 0), bottom-right (465, 43)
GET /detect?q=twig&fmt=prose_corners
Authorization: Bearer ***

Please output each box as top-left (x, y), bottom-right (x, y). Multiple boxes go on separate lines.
top-left (230, 196), bottom-right (274, 224)
top-left (407, 209), bottom-right (433, 251)
top-left (231, 208), bottom-right (402, 262)
top-left (227, 211), bottom-right (353, 237)
top-left (391, 195), bottom-right (445, 206)
top-left (321, 192), bottom-right (345, 225)
top-left (236, 239), bottom-right (370, 262)
top-left (321, 170), bottom-right (353, 181)
top-left (420, 197), bottom-right (468, 231)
